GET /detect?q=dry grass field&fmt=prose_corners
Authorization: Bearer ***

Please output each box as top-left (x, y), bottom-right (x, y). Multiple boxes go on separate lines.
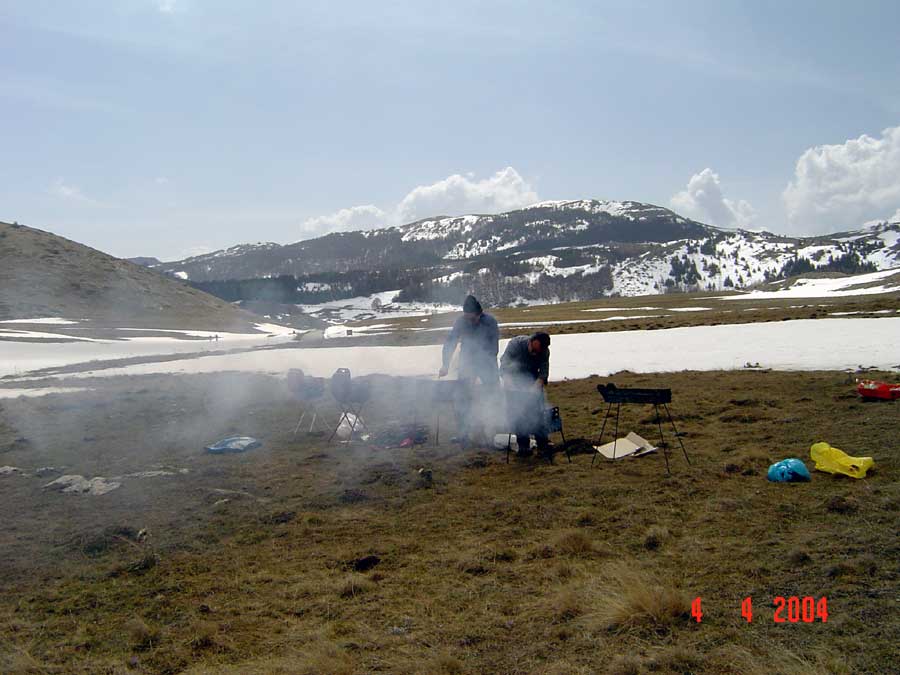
top-left (1, 367), bottom-right (897, 674)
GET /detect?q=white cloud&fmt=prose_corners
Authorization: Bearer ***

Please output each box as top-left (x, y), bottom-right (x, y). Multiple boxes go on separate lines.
top-left (395, 166), bottom-right (538, 224)
top-left (157, 0), bottom-right (178, 14)
top-left (300, 205), bottom-right (387, 237)
top-left (783, 125), bottom-right (900, 233)
top-left (670, 168), bottom-right (755, 229)
top-left (48, 179), bottom-right (105, 207)
top-left (299, 167), bottom-right (539, 238)
top-left (863, 208), bottom-right (900, 228)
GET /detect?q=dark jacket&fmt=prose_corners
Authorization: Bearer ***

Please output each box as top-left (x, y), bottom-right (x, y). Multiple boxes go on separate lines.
top-left (500, 335), bottom-right (549, 385)
top-left (442, 312), bottom-right (500, 382)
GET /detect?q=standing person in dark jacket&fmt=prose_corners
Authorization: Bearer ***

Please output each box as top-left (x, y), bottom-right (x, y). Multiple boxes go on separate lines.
top-left (438, 295), bottom-right (500, 447)
top-left (500, 332), bottom-right (551, 457)
top-left (439, 295), bottom-right (499, 383)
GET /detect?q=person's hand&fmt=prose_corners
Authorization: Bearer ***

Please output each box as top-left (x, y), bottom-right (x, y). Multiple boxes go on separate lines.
top-left (438, 366), bottom-right (448, 378)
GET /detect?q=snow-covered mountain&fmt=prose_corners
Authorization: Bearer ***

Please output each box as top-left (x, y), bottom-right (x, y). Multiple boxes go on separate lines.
top-left (149, 200), bottom-right (708, 280)
top-left (143, 200), bottom-right (900, 304)
top-left (608, 220), bottom-right (900, 296)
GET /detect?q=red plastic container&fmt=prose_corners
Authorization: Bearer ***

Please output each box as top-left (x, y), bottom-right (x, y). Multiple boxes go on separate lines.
top-left (857, 379), bottom-right (900, 401)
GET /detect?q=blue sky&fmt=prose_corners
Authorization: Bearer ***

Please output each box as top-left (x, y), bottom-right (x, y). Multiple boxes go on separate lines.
top-left (2, 0), bottom-right (899, 259)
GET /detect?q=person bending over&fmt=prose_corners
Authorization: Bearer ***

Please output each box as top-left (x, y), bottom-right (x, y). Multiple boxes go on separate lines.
top-left (500, 332), bottom-right (551, 457)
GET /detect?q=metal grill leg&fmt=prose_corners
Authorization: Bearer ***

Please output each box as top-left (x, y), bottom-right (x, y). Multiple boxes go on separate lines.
top-left (560, 425), bottom-right (570, 463)
top-left (328, 411), bottom-right (348, 443)
top-left (655, 403), bottom-right (671, 475)
top-left (664, 404), bottom-right (690, 465)
top-left (612, 403), bottom-right (620, 459)
top-left (293, 409), bottom-right (307, 436)
top-left (592, 402), bottom-right (613, 466)
top-left (348, 404), bottom-right (364, 436)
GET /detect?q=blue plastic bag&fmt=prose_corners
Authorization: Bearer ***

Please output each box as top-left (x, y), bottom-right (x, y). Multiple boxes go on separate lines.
top-left (205, 436), bottom-right (262, 454)
top-left (767, 458), bottom-right (811, 482)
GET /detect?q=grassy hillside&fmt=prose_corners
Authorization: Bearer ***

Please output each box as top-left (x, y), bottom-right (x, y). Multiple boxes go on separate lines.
top-left (0, 222), bottom-right (265, 330)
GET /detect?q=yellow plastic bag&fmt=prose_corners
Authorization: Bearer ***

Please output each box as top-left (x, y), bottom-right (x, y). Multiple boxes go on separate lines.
top-left (810, 442), bottom-right (874, 479)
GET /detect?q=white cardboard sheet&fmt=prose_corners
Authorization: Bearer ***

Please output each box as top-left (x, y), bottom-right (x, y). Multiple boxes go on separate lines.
top-left (594, 432), bottom-right (658, 459)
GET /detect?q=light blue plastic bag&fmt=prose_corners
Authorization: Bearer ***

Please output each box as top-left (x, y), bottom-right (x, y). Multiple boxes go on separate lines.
top-left (205, 436), bottom-right (262, 454)
top-left (767, 458), bottom-right (811, 482)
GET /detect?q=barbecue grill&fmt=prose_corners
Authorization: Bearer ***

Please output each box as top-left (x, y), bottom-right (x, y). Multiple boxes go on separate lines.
top-left (593, 382), bottom-right (690, 474)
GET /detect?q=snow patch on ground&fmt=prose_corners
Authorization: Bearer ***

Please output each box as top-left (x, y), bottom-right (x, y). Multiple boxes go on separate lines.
top-left (0, 324), bottom-right (297, 378)
top-left (721, 268), bottom-right (900, 300)
top-left (43, 475), bottom-right (122, 496)
top-left (581, 306), bottom-right (661, 312)
top-left (829, 309), bottom-right (894, 316)
top-left (0, 387), bottom-right (93, 399)
top-left (0, 329), bottom-right (101, 341)
top-left (0, 318), bottom-right (80, 325)
top-left (6, 318), bottom-right (896, 384)
top-left (324, 324), bottom-right (397, 339)
top-left (298, 291), bottom-right (457, 323)
top-left (498, 316), bottom-right (662, 328)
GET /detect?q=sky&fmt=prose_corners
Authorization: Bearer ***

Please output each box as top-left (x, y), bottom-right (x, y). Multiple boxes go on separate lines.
top-left (2, 0), bottom-right (900, 260)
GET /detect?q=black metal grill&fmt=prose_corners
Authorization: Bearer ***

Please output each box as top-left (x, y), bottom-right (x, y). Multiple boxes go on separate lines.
top-left (330, 368), bottom-right (371, 404)
top-left (287, 369), bottom-right (325, 400)
top-left (597, 383), bottom-right (671, 404)
top-left (593, 382), bottom-right (689, 474)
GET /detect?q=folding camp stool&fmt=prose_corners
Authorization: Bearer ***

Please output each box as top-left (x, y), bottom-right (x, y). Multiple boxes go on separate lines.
top-left (293, 399), bottom-right (326, 435)
top-left (286, 371), bottom-right (327, 435)
top-left (327, 369), bottom-right (371, 444)
top-left (592, 383), bottom-right (690, 475)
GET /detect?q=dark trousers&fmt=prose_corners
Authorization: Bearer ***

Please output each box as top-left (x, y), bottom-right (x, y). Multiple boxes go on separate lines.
top-left (506, 388), bottom-right (549, 453)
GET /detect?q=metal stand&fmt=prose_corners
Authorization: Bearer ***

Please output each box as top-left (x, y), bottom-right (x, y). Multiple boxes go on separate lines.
top-left (592, 384), bottom-right (690, 475)
top-left (292, 402), bottom-right (324, 435)
top-left (328, 402), bottom-right (366, 443)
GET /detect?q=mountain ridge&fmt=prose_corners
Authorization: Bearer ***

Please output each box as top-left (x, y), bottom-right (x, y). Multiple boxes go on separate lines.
top-left (131, 200), bottom-right (900, 305)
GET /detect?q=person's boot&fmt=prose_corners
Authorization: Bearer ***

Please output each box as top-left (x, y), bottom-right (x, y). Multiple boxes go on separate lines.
top-left (537, 439), bottom-right (553, 462)
top-left (516, 437), bottom-right (533, 458)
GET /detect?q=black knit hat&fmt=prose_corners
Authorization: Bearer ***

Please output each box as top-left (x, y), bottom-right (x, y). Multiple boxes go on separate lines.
top-left (463, 295), bottom-right (483, 314)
